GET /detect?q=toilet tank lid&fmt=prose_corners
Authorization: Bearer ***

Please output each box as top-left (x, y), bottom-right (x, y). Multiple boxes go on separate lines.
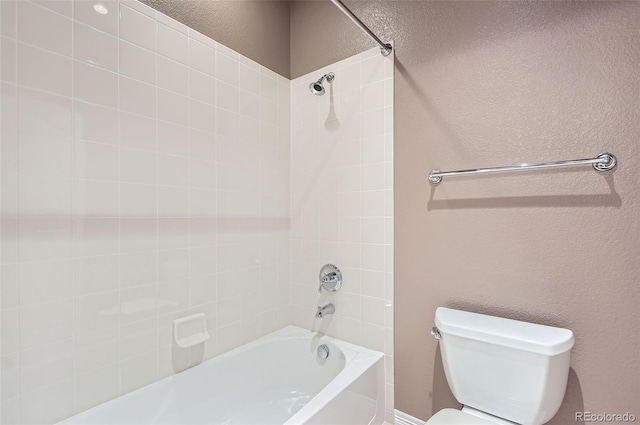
top-left (435, 307), bottom-right (575, 356)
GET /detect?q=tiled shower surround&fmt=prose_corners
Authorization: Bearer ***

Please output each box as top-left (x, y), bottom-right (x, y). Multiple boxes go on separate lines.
top-left (290, 50), bottom-right (394, 422)
top-left (0, 1), bottom-right (393, 424)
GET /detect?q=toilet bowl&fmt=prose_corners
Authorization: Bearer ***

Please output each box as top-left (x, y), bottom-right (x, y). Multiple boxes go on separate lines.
top-left (426, 308), bottom-right (575, 425)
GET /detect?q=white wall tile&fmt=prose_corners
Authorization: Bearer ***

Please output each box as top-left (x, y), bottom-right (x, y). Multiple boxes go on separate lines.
top-left (1, 0), bottom-right (17, 39)
top-left (190, 245), bottom-right (217, 277)
top-left (30, 1), bottom-right (70, 17)
top-left (259, 72), bottom-right (277, 103)
top-left (120, 183), bottom-right (157, 217)
top-left (18, 218), bottom-right (72, 262)
top-left (18, 174), bottom-right (71, 217)
top-left (1, 173), bottom-right (18, 218)
top-left (158, 279), bottom-right (189, 314)
top-left (1, 37), bottom-right (17, 83)
top-left (119, 284), bottom-right (156, 324)
top-left (216, 108), bottom-right (238, 139)
top-left (20, 132), bottom-right (71, 177)
top-left (1, 353), bottom-right (19, 400)
top-left (120, 111), bottom-right (156, 150)
top-left (189, 130), bottom-right (216, 162)
top-left (1, 309), bottom-right (19, 355)
top-left (74, 291), bottom-right (119, 335)
top-left (217, 80), bottom-right (239, 112)
top-left (119, 218), bottom-right (157, 253)
top-left (74, 0), bottom-right (118, 36)
top-left (19, 299), bottom-right (74, 349)
top-left (17, 1), bottom-right (71, 56)
top-left (189, 159), bottom-right (216, 189)
top-left (75, 101), bottom-right (118, 144)
top-left (75, 364), bottom-right (120, 412)
top-left (158, 121), bottom-right (188, 156)
top-left (74, 140), bottom-right (118, 181)
top-left (119, 3), bottom-right (156, 51)
top-left (120, 148), bottom-right (157, 185)
top-left (362, 135), bottom-right (385, 165)
top-left (19, 339), bottom-right (74, 394)
top-left (73, 218), bottom-right (119, 257)
top-left (189, 274), bottom-right (217, 306)
top-left (189, 38), bottom-right (215, 75)
top-left (120, 251), bottom-right (157, 289)
top-left (120, 318), bottom-right (157, 359)
top-left (18, 42), bottom-right (71, 96)
top-left (158, 186), bottom-right (189, 217)
top-left (158, 154), bottom-right (189, 186)
top-left (74, 180), bottom-right (119, 217)
top-left (361, 108), bottom-right (385, 139)
top-left (158, 88), bottom-right (188, 126)
top-left (216, 51), bottom-right (238, 86)
top-left (120, 40), bottom-right (156, 85)
top-left (239, 90), bottom-right (259, 119)
top-left (74, 21), bottom-right (118, 72)
top-left (189, 69), bottom-right (216, 104)
top-left (18, 86), bottom-right (72, 137)
top-left (158, 218), bottom-right (189, 250)
top-left (158, 56), bottom-right (188, 95)
top-left (239, 64), bottom-right (259, 94)
top-left (75, 61), bottom-right (118, 108)
top-left (120, 351), bottom-right (157, 394)
top-left (120, 76), bottom-right (156, 118)
top-left (74, 328), bottom-right (119, 375)
top-left (190, 99), bottom-right (216, 133)
top-left (19, 378), bottom-right (74, 424)
top-left (1, 220), bottom-right (18, 266)
top-left (158, 23), bottom-right (188, 64)
top-left (19, 259), bottom-right (73, 306)
top-left (362, 163), bottom-right (385, 191)
top-left (1, 265), bottom-right (19, 310)
top-left (74, 255), bottom-right (119, 296)
top-left (3, 81), bottom-right (18, 131)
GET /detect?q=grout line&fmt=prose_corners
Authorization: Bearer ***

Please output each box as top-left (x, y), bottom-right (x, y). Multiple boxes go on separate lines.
top-left (186, 22), bottom-right (193, 365)
top-left (13, 0), bottom-right (23, 418)
top-left (116, 0), bottom-right (122, 399)
top-left (154, 3), bottom-right (161, 378)
top-left (70, 0), bottom-right (78, 413)
top-left (24, 0), bottom-right (72, 20)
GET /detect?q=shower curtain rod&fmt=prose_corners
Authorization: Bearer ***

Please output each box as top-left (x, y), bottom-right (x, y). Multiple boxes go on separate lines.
top-left (330, 0), bottom-right (392, 56)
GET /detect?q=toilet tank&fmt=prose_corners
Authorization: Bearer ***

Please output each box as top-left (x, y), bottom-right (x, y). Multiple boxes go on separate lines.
top-left (435, 308), bottom-right (574, 425)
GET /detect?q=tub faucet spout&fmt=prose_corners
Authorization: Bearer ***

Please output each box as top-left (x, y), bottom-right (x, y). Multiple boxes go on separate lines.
top-left (316, 303), bottom-right (335, 319)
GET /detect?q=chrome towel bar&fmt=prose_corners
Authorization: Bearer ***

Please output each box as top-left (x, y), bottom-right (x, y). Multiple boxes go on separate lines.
top-left (428, 153), bottom-right (617, 185)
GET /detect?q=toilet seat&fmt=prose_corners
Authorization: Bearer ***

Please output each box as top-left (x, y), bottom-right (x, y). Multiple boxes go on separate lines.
top-left (425, 408), bottom-right (517, 425)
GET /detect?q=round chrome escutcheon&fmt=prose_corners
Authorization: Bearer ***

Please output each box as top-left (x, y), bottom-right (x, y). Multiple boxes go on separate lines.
top-left (319, 264), bottom-right (342, 293)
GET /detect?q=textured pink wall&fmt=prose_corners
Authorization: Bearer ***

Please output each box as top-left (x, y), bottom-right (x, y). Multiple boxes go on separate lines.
top-left (291, 0), bottom-right (640, 421)
top-left (141, 0), bottom-right (291, 77)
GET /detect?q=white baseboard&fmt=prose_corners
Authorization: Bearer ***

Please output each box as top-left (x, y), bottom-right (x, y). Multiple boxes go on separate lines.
top-left (394, 410), bottom-right (425, 425)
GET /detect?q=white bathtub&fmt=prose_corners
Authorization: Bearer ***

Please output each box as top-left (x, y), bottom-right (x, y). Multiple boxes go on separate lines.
top-left (59, 326), bottom-right (384, 425)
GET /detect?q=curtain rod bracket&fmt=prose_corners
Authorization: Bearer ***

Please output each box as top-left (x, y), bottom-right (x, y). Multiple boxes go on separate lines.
top-left (331, 0), bottom-right (393, 57)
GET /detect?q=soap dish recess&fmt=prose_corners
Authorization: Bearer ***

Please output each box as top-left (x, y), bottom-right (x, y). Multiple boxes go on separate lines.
top-left (173, 313), bottom-right (209, 348)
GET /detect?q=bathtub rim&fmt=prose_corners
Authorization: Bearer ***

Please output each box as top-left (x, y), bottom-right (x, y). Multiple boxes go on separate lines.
top-left (57, 325), bottom-right (384, 425)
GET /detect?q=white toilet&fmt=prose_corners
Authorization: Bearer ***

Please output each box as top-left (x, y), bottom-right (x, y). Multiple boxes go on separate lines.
top-left (427, 307), bottom-right (575, 425)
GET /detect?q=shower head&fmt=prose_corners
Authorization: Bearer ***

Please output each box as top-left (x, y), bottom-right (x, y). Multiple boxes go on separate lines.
top-left (309, 72), bottom-right (335, 95)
